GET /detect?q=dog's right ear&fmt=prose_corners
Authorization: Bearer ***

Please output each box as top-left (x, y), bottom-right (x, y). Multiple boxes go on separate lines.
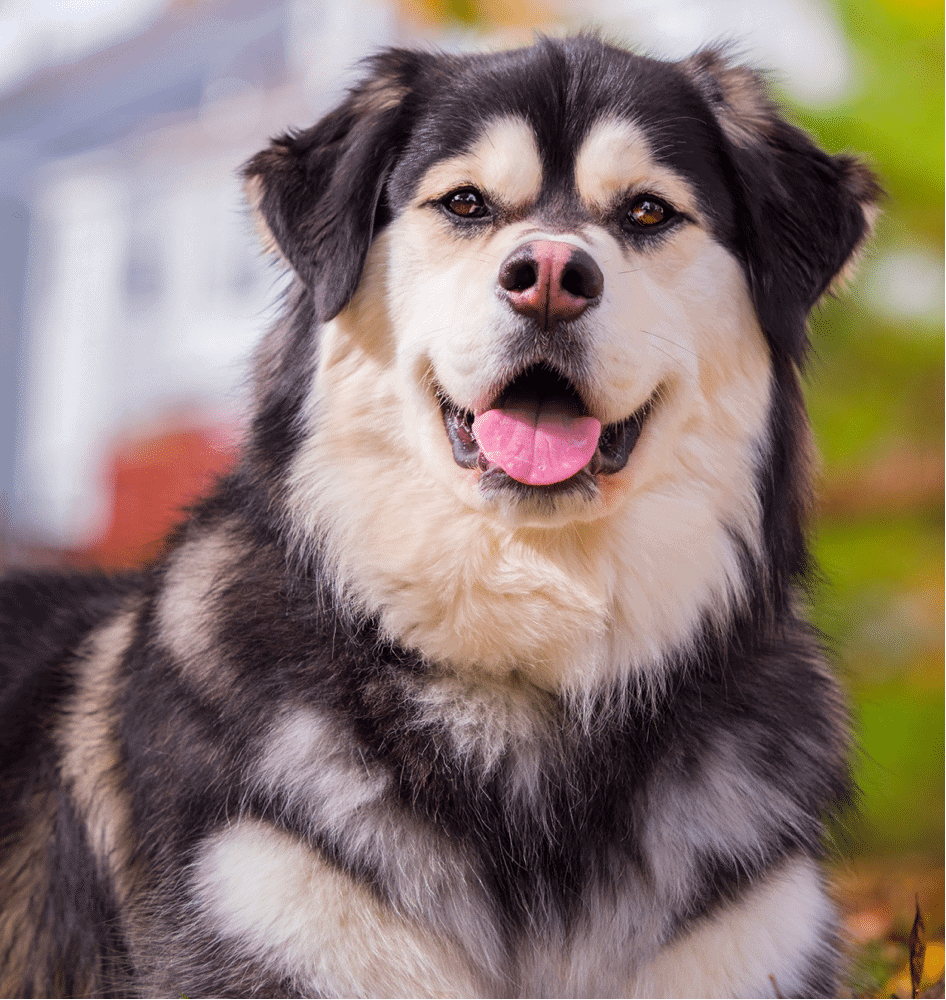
top-left (243, 49), bottom-right (428, 322)
top-left (681, 49), bottom-right (881, 362)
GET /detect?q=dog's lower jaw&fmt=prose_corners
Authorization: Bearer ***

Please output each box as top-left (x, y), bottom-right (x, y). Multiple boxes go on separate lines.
top-left (472, 477), bottom-right (608, 531)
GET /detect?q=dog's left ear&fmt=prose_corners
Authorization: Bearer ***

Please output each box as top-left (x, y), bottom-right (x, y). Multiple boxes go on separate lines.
top-left (682, 50), bottom-right (882, 360)
top-left (244, 49), bottom-right (429, 321)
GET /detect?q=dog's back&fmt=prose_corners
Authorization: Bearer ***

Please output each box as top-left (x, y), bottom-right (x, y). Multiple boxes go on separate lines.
top-left (0, 573), bottom-right (137, 996)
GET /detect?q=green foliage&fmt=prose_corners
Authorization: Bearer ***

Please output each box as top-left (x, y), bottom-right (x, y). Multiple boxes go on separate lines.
top-left (856, 683), bottom-right (945, 854)
top-left (795, 0), bottom-right (944, 243)
top-left (808, 300), bottom-right (944, 469)
top-left (796, 0), bottom-right (944, 857)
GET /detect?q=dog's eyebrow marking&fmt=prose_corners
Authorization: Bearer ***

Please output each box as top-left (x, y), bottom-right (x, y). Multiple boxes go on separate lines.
top-left (575, 117), bottom-right (699, 218)
top-left (415, 115), bottom-right (543, 208)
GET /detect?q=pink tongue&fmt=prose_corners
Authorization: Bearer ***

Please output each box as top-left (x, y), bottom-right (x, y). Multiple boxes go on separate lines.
top-left (472, 399), bottom-right (601, 486)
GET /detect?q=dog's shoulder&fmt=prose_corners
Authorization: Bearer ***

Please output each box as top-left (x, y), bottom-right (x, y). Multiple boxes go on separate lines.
top-left (0, 570), bottom-right (139, 717)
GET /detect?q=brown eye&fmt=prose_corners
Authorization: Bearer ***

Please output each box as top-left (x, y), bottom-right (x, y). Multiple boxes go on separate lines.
top-left (445, 188), bottom-right (489, 218)
top-left (627, 196), bottom-right (673, 228)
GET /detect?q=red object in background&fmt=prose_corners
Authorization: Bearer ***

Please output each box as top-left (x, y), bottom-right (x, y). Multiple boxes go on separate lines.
top-left (72, 424), bottom-right (238, 570)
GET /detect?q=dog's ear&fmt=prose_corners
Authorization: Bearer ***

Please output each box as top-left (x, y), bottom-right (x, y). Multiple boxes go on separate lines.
top-left (681, 49), bottom-right (882, 360)
top-left (243, 50), bottom-right (428, 321)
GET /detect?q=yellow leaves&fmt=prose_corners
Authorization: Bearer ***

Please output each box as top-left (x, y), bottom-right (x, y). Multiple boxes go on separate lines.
top-left (882, 900), bottom-right (944, 999)
top-left (838, 860), bottom-right (944, 998)
top-left (884, 940), bottom-right (944, 998)
top-left (394, 0), bottom-right (558, 29)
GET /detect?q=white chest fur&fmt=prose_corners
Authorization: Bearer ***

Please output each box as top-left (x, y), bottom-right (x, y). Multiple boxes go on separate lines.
top-left (195, 818), bottom-right (832, 998)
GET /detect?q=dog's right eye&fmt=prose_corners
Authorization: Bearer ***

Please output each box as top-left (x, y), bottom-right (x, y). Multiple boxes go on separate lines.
top-left (443, 188), bottom-right (490, 219)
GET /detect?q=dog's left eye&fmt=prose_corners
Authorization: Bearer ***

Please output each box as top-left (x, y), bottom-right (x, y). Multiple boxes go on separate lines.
top-left (625, 196), bottom-right (675, 229)
top-left (444, 188), bottom-right (490, 219)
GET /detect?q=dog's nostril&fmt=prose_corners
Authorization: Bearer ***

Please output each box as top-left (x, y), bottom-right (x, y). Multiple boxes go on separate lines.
top-left (561, 251), bottom-right (604, 300)
top-left (500, 261), bottom-right (537, 293)
top-left (561, 266), bottom-right (587, 298)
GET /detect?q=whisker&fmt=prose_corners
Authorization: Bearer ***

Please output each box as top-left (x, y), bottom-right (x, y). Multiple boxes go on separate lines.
top-left (644, 335), bottom-right (699, 379)
top-left (644, 329), bottom-right (702, 361)
top-left (647, 342), bottom-right (686, 368)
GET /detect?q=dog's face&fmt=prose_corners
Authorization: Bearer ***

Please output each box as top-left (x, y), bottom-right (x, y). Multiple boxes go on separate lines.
top-left (246, 38), bottom-right (876, 533)
top-left (380, 104), bottom-right (765, 526)
top-left (241, 38), bottom-right (877, 680)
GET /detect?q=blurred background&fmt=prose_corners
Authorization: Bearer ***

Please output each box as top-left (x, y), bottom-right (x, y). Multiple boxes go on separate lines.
top-left (0, 0), bottom-right (941, 992)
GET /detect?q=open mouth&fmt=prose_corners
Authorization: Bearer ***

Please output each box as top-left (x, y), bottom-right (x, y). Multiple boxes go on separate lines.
top-left (440, 363), bottom-right (651, 489)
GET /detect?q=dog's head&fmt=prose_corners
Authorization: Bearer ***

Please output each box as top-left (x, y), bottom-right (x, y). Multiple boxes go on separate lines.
top-left (244, 37), bottom-right (878, 534)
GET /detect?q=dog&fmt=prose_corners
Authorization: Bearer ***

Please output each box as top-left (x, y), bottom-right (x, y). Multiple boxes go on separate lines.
top-left (0, 35), bottom-right (879, 998)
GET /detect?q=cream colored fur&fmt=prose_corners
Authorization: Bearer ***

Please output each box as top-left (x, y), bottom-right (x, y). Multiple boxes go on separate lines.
top-left (632, 856), bottom-right (834, 998)
top-left (58, 605), bottom-right (139, 900)
top-left (196, 819), bottom-right (484, 998)
top-left (154, 523), bottom-right (243, 694)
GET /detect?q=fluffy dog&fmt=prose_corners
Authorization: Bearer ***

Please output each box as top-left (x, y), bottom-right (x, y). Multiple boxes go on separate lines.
top-left (0, 35), bottom-right (878, 998)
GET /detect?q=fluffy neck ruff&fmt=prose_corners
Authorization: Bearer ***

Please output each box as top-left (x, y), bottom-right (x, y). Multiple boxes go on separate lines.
top-left (266, 294), bottom-right (776, 702)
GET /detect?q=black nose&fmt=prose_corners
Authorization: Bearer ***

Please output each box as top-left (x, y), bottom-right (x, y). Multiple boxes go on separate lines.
top-left (498, 241), bottom-right (604, 327)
